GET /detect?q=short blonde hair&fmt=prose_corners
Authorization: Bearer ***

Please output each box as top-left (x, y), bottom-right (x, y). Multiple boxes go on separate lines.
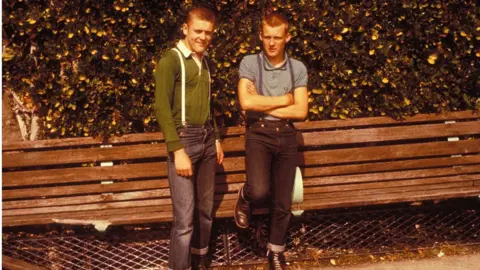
top-left (186, 6), bottom-right (216, 25)
top-left (261, 13), bottom-right (289, 34)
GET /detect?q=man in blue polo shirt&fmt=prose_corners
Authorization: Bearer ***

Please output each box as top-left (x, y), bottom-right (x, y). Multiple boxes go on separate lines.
top-left (234, 12), bottom-right (308, 270)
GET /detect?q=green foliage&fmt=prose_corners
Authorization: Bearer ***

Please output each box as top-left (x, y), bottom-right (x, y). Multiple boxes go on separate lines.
top-left (2, 0), bottom-right (478, 138)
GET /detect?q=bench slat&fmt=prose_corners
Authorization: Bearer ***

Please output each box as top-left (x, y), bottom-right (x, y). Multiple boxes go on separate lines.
top-left (303, 175), bottom-right (479, 194)
top-left (303, 165), bottom-right (480, 186)
top-left (3, 188), bottom-right (172, 210)
top-left (294, 110), bottom-right (479, 131)
top-left (295, 186), bottom-right (480, 211)
top-left (302, 155), bottom-right (480, 177)
top-left (2, 198), bottom-right (173, 217)
top-left (303, 139), bottom-right (480, 166)
top-left (301, 121), bottom-right (480, 146)
top-left (2, 179), bottom-right (169, 200)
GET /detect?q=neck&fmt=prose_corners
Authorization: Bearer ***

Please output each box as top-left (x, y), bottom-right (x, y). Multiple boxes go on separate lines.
top-left (265, 53), bottom-right (286, 67)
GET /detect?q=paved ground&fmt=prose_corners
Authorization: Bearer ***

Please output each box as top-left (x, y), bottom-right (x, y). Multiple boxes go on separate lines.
top-left (283, 251), bottom-right (480, 270)
top-left (336, 253), bottom-right (480, 270)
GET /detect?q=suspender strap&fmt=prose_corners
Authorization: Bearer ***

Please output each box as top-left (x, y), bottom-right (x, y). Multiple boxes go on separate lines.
top-left (256, 53), bottom-right (296, 94)
top-left (172, 48), bottom-right (211, 126)
top-left (172, 48), bottom-right (186, 126)
top-left (287, 57), bottom-right (295, 92)
top-left (256, 54), bottom-right (264, 95)
top-left (203, 57), bottom-right (211, 102)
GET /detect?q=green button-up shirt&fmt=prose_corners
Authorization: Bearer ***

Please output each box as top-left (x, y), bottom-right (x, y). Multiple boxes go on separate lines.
top-left (154, 41), bottom-right (220, 152)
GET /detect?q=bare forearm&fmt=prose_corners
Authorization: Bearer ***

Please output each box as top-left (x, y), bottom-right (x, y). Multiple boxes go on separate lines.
top-left (265, 104), bottom-right (308, 120)
top-left (238, 78), bottom-right (292, 112)
top-left (265, 87), bottom-right (308, 120)
top-left (240, 95), bottom-right (290, 112)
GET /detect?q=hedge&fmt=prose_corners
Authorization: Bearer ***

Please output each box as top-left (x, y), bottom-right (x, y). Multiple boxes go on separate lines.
top-left (2, 0), bottom-right (478, 139)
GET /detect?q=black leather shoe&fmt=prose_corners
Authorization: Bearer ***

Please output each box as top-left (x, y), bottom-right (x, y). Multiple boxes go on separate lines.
top-left (268, 251), bottom-right (287, 270)
top-left (191, 254), bottom-right (209, 270)
top-left (234, 186), bottom-right (251, 228)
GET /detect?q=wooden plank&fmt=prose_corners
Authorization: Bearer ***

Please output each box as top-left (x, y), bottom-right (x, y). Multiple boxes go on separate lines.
top-left (3, 188), bottom-right (172, 210)
top-left (303, 165), bottom-right (480, 186)
top-left (305, 181), bottom-right (474, 199)
top-left (2, 179), bottom-right (169, 200)
top-left (2, 137), bottom-right (105, 152)
top-left (302, 155), bottom-right (480, 177)
top-left (294, 110), bottom-right (479, 131)
top-left (294, 186), bottom-right (480, 211)
top-left (301, 121), bottom-right (480, 147)
top-left (303, 175), bottom-right (479, 194)
top-left (2, 205), bottom-right (173, 226)
top-left (2, 256), bottom-right (48, 270)
top-left (3, 163), bottom-right (168, 187)
top-left (303, 139), bottom-right (480, 166)
top-left (2, 198), bottom-right (173, 217)
top-left (2, 143), bottom-right (166, 168)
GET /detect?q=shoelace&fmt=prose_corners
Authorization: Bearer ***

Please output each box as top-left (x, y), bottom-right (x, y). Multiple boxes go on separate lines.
top-left (272, 253), bottom-right (282, 270)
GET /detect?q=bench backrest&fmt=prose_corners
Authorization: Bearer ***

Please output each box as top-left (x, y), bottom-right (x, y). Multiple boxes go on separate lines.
top-left (3, 111), bottom-right (479, 227)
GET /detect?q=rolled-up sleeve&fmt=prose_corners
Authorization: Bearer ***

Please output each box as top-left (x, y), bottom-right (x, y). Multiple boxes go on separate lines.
top-left (239, 55), bottom-right (256, 82)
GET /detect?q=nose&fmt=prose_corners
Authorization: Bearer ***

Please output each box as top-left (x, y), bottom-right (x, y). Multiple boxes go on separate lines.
top-left (268, 38), bottom-right (275, 46)
top-left (199, 32), bottom-right (206, 40)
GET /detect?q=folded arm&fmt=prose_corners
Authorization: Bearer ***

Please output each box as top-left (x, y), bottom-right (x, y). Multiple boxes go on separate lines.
top-left (238, 78), bottom-right (293, 112)
top-left (265, 86), bottom-right (308, 120)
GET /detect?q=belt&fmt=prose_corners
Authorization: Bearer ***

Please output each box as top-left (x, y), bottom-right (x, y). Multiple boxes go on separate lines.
top-left (247, 118), bottom-right (292, 128)
top-left (178, 120), bottom-right (213, 129)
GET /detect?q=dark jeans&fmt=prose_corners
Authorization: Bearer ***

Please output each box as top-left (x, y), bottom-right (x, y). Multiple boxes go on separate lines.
top-left (167, 125), bottom-right (217, 270)
top-left (243, 120), bottom-right (298, 250)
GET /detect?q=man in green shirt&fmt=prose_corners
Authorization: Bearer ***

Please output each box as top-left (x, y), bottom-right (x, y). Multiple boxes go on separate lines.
top-left (154, 6), bottom-right (224, 270)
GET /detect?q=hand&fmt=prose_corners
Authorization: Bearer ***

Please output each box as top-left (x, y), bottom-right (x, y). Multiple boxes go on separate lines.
top-left (246, 81), bottom-right (258, 95)
top-left (283, 92), bottom-right (294, 106)
top-left (173, 148), bottom-right (192, 177)
top-left (216, 140), bottom-right (224, 164)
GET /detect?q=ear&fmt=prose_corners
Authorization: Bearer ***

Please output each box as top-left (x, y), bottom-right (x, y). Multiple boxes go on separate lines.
top-left (285, 33), bottom-right (291, 43)
top-left (182, 23), bottom-right (188, 36)
top-left (259, 32), bottom-right (263, 42)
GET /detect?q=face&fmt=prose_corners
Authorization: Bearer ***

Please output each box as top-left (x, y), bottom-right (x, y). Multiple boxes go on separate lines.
top-left (182, 16), bottom-right (214, 55)
top-left (259, 24), bottom-right (291, 59)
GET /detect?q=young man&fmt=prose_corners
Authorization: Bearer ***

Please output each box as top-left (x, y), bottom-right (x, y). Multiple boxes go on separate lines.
top-left (234, 13), bottom-right (308, 270)
top-left (154, 6), bottom-right (224, 270)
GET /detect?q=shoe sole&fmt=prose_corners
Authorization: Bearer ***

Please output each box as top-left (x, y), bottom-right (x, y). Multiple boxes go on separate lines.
top-left (234, 188), bottom-right (249, 229)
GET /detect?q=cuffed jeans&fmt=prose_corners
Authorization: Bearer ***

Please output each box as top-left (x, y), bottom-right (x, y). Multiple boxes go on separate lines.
top-left (167, 125), bottom-right (217, 270)
top-left (243, 120), bottom-right (298, 251)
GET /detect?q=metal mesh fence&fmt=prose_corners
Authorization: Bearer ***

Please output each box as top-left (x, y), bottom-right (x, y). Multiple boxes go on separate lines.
top-left (3, 199), bottom-right (480, 269)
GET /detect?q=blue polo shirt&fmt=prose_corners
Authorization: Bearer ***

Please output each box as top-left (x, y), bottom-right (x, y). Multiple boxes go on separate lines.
top-left (239, 52), bottom-right (308, 120)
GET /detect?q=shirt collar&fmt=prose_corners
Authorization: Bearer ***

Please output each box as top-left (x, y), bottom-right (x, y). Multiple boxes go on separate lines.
top-left (261, 51), bottom-right (288, 70)
top-left (177, 40), bottom-right (209, 58)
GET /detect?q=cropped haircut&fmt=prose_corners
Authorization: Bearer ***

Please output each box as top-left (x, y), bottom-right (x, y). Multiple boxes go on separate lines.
top-left (261, 12), bottom-right (289, 34)
top-left (186, 6), bottom-right (216, 25)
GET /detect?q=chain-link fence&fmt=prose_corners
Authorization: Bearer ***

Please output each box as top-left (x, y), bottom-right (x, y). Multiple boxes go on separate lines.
top-left (3, 199), bottom-right (479, 269)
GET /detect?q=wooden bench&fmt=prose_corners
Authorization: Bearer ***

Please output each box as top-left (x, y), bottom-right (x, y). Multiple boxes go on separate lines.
top-left (3, 110), bottom-right (480, 230)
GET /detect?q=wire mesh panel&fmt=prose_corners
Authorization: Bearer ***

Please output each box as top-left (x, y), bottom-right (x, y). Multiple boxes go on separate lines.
top-left (3, 199), bottom-right (480, 269)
